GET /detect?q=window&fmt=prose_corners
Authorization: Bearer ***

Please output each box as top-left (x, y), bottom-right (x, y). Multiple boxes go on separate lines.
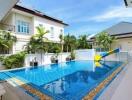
top-left (50, 27), bottom-right (54, 38)
top-left (17, 20), bottom-right (30, 34)
top-left (60, 29), bottom-right (63, 34)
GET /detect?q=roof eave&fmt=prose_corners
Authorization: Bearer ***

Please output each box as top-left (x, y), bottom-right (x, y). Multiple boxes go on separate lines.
top-left (124, 0), bottom-right (128, 7)
top-left (13, 5), bottom-right (68, 26)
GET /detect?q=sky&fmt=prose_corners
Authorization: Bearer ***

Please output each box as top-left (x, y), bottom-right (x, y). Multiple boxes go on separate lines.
top-left (19, 0), bottom-right (132, 37)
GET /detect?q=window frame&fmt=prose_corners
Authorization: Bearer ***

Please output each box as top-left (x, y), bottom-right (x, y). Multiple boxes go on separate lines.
top-left (17, 20), bottom-right (30, 35)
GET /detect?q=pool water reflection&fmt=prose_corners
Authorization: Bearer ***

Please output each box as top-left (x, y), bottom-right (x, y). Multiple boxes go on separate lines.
top-left (9, 60), bottom-right (123, 100)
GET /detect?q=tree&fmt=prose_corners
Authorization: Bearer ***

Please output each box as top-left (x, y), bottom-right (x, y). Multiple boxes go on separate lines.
top-left (0, 30), bottom-right (17, 54)
top-left (59, 34), bottom-right (64, 62)
top-left (47, 43), bottom-right (61, 53)
top-left (59, 34), bottom-right (64, 53)
top-left (77, 35), bottom-right (91, 49)
top-left (95, 31), bottom-right (115, 51)
top-left (64, 34), bottom-right (77, 52)
top-left (26, 26), bottom-right (49, 64)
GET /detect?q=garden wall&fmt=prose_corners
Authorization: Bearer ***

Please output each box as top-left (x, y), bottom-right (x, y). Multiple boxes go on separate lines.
top-left (0, 50), bottom-right (129, 69)
top-left (75, 49), bottom-right (95, 60)
top-left (25, 53), bottom-right (70, 67)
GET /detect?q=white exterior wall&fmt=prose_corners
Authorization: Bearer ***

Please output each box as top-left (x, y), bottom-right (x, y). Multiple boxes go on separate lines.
top-left (13, 12), bottom-right (34, 34)
top-left (12, 12), bottom-right (33, 53)
top-left (1, 8), bottom-right (66, 54)
top-left (75, 49), bottom-right (95, 60)
top-left (34, 16), bottom-right (64, 42)
top-left (25, 53), bottom-right (70, 67)
top-left (112, 38), bottom-right (132, 52)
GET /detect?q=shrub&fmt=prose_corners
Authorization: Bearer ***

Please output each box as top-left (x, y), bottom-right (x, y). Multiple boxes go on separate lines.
top-left (2, 52), bottom-right (27, 69)
top-left (50, 55), bottom-right (58, 63)
top-left (70, 51), bottom-right (75, 60)
top-left (66, 51), bottom-right (75, 61)
top-left (0, 56), bottom-right (4, 62)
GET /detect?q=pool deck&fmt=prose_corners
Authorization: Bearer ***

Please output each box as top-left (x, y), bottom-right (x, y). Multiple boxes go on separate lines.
top-left (1, 82), bottom-right (34, 100)
top-left (1, 62), bottom-right (132, 100)
top-left (98, 61), bottom-right (132, 100)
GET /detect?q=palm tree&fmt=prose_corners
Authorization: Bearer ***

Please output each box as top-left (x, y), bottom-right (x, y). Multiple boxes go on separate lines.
top-left (69, 35), bottom-right (77, 51)
top-left (95, 31), bottom-right (115, 51)
top-left (77, 35), bottom-right (91, 49)
top-left (108, 35), bottom-right (116, 50)
top-left (0, 30), bottom-right (17, 54)
top-left (59, 34), bottom-right (64, 62)
top-left (64, 34), bottom-right (77, 52)
top-left (59, 34), bottom-right (64, 52)
top-left (64, 34), bottom-right (70, 52)
top-left (27, 26), bottom-right (49, 64)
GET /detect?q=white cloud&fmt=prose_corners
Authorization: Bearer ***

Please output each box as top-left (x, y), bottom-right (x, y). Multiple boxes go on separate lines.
top-left (67, 25), bottom-right (104, 36)
top-left (70, 5), bottom-right (132, 23)
top-left (45, 6), bottom-right (80, 22)
top-left (92, 6), bottom-right (132, 22)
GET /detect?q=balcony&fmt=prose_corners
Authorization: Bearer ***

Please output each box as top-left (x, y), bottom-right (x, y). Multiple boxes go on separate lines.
top-left (0, 23), bottom-right (15, 32)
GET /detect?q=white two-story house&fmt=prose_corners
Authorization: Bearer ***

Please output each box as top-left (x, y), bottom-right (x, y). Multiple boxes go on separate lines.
top-left (0, 4), bottom-right (68, 54)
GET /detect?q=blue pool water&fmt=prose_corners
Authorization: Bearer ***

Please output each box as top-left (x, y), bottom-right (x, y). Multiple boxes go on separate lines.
top-left (0, 60), bottom-right (123, 100)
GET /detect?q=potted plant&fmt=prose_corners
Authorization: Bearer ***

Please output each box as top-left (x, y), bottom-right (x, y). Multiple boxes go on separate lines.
top-left (50, 44), bottom-right (61, 63)
top-left (51, 55), bottom-right (58, 63)
top-left (70, 51), bottom-right (75, 60)
top-left (66, 55), bottom-right (71, 61)
top-left (30, 61), bottom-right (34, 66)
top-left (66, 51), bottom-right (75, 61)
top-left (33, 57), bottom-right (38, 66)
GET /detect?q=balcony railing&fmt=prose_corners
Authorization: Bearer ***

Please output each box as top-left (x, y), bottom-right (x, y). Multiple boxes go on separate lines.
top-left (0, 23), bottom-right (15, 32)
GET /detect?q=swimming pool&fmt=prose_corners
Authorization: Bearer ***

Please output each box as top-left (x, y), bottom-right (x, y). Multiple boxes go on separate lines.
top-left (0, 60), bottom-right (124, 100)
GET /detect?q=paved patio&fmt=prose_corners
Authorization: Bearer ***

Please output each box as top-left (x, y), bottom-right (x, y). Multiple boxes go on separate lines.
top-left (98, 61), bottom-right (132, 100)
top-left (1, 82), bottom-right (33, 100)
top-left (0, 61), bottom-right (132, 100)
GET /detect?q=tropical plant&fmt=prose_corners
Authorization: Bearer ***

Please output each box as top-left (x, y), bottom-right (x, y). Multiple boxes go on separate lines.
top-left (0, 30), bottom-right (17, 54)
top-left (1, 52), bottom-right (26, 69)
top-left (50, 55), bottom-right (58, 63)
top-left (77, 35), bottom-right (91, 49)
top-left (59, 34), bottom-right (64, 53)
top-left (26, 26), bottom-right (49, 64)
top-left (70, 50), bottom-right (75, 60)
top-left (52, 44), bottom-right (61, 54)
top-left (0, 56), bottom-right (4, 62)
top-left (95, 31), bottom-right (115, 51)
top-left (66, 50), bottom-right (75, 61)
top-left (49, 43), bottom-right (61, 64)
top-left (64, 34), bottom-right (77, 52)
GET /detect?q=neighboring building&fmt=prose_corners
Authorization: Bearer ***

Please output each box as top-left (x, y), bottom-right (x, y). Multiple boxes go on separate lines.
top-left (0, 4), bottom-right (68, 54)
top-left (89, 22), bottom-right (132, 52)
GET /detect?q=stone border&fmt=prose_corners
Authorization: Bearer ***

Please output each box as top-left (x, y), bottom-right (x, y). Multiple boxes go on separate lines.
top-left (83, 62), bottom-right (127, 100)
top-left (8, 78), bottom-right (51, 100)
top-left (4, 62), bottom-right (126, 100)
